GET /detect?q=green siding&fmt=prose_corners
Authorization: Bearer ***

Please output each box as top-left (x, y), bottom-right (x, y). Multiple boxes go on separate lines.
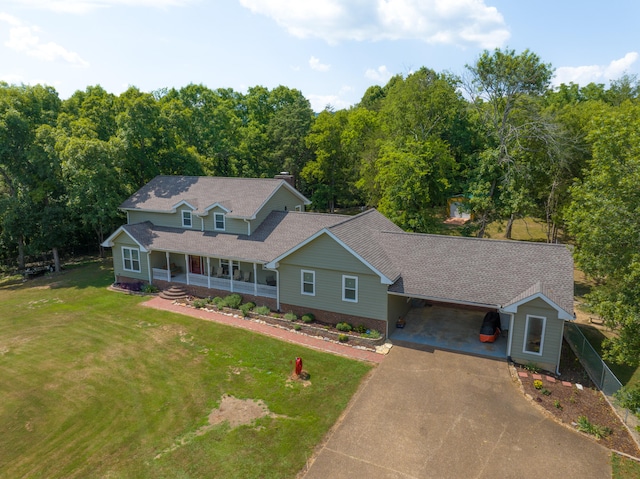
top-left (112, 233), bottom-right (149, 281)
top-left (253, 186), bottom-right (305, 228)
top-left (388, 294), bottom-right (412, 331)
top-left (128, 210), bottom-right (204, 230)
top-left (509, 297), bottom-right (564, 372)
top-left (278, 233), bottom-right (387, 320)
top-left (281, 233), bottom-right (376, 274)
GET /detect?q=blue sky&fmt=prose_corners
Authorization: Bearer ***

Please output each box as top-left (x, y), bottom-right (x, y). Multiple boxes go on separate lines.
top-left (1, 0), bottom-right (638, 111)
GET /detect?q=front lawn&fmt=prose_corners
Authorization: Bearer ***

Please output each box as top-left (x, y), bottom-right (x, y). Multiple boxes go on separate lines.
top-left (0, 261), bottom-right (372, 478)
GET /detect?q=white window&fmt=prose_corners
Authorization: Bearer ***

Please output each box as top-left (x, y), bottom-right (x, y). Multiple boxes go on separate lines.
top-left (523, 315), bottom-right (546, 355)
top-left (219, 259), bottom-right (238, 277)
top-left (122, 247), bottom-right (140, 272)
top-left (301, 270), bottom-right (315, 296)
top-left (214, 212), bottom-right (225, 231)
top-left (342, 275), bottom-right (358, 302)
top-left (295, 205), bottom-right (302, 212)
top-left (182, 210), bottom-right (192, 228)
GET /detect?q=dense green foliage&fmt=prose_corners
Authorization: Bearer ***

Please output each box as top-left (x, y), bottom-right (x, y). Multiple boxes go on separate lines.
top-left (1, 48), bottom-right (639, 364)
top-left (0, 262), bottom-right (372, 478)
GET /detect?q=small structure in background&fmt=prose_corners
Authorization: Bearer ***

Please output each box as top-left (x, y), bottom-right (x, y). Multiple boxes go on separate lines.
top-left (445, 195), bottom-right (472, 225)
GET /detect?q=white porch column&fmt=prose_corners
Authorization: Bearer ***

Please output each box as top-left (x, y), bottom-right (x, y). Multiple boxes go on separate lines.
top-left (253, 263), bottom-right (257, 296)
top-left (165, 252), bottom-right (170, 282)
top-left (184, 253), bottom-right (189, 285)
top-left (229, 259), bottom-right (234, 293)
top-left (207, 257), bottom-right (211, 289)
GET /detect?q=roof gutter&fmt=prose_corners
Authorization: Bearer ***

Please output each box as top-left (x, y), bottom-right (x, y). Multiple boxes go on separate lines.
top-left (386, 291), bottom-right (499, 310)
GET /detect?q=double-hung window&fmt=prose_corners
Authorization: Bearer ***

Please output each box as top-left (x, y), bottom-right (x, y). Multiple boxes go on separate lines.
top-left (523, 315), bottom-right (546, 355)
top-left (214, 212), bottom-right (225, 231)
top-left (122, 247), bottom-right (140, 272)
top-left (342, 275), bottom-right (358, 302)
top-left (182, 210), bottom-right (192, 228)
top-left (301, 270), bottom-right (315, 296)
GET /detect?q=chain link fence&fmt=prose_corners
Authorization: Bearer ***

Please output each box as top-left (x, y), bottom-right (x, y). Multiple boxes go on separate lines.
top-left (564, 322), bottom-right (640, 445)
top-left (564, 322), bottom-right (622, 396)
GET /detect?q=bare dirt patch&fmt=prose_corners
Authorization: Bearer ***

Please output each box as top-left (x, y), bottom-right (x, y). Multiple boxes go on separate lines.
top-left (155, 395), bottom-right (286, 459)
top-left (206, 394), bottom-right (284, 429)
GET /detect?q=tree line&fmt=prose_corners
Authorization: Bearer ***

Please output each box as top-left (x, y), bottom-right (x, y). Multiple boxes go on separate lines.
top-left (1, 48), bottom-right (639, 364)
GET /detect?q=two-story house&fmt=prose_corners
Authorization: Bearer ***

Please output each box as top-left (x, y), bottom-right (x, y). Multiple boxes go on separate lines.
top-left (102, 175), bottom-right (575, 373)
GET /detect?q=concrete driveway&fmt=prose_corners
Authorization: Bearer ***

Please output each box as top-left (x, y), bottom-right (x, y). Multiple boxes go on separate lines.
top-left (302, 345), bottom-right (611, 479)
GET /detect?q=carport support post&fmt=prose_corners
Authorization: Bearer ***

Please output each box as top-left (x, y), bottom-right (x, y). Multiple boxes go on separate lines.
top-left (505, 312), bottom-right (515, 358)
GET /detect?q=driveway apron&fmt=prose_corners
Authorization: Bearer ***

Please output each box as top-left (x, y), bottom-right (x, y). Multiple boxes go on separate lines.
top-left (302, 345), bottom-right (612, 479)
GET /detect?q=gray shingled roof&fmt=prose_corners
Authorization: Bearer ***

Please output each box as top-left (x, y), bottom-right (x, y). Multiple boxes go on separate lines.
top-left (121, 211), bottom-right (346, 263)
top-left (119, 175), bottom-right (308, 218)
top-left (380, 232), bottom-right (574, 314)
top-left (327, 209), bottom-right (404, 282)
top-left (118, 196), bottom-right (574, 315)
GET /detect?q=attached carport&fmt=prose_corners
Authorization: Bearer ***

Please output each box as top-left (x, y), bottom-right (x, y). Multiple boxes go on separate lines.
top-left (389, 298), bottom-right (508, 360)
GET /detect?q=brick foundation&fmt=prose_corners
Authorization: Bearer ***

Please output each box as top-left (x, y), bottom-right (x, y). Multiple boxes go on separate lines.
top-left (279, 303), bottom-right (386, 335)
top-left (150, 279), bottom-right (387, 336)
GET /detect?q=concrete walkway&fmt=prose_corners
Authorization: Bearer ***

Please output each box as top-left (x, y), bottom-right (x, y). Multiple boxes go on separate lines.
top-left (142, 296), bottom-right (384, 363)
top-left (302, 345), bottom-right (612, 479)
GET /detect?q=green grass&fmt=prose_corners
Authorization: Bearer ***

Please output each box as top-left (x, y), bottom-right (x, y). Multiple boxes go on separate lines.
top-left (0, 261), bottom-right (372, 478)
top-left (483, 216), bottom-right (552, 242)
top-left (612, 453), bottom-right (640, 478)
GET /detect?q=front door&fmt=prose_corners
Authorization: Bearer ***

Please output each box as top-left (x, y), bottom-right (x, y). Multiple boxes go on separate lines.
top-left (190, 256), bottom-right (203, 275)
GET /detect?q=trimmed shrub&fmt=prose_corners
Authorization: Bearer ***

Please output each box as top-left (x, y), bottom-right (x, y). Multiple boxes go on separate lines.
top-left (363, 329), bottom-right (381, 339)
top-left (336, 322), bottom-right (352, 332)
top-left (284, 312), bottom-right (297, 321)
top-left (239, 302), bottom-right (255, 317)
top-left (212, 296), bottom-right (225, 307)
top-left (192, 298), bottom-right (208, 309)
top-left (301, 313), bottom-right (315, 323)
top-left (142, 284), bottom-right (159, 294)
top-left (254, 305), bottom-right (270, 315)
top-left (338, 334), bottom-right (348, 342)
top-left (293, 324), bottom-right (302, 331)
top-left (224, 293), bottom-right (243, 309)
top-left (354, 324), bottom-right (367, 334)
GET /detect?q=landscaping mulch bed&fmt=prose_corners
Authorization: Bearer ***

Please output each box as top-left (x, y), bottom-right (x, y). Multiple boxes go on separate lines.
top-left (517, 341), bottom-right (640, 458)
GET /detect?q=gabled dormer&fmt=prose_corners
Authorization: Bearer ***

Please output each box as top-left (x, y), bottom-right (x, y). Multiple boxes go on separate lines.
top-left (203, 203), bottom-right (231, 232)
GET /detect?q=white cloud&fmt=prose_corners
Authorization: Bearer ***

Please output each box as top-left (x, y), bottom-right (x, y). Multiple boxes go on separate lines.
top-left (309, 56), bottom-right (330, 72)
top-left (239, 0), bottom-right (509, 47)
top-left (0, 15), bottom-right (89, 67)
top-left (553, 52), bottom-right (639, 86)
top-left (307, 85), bottom-right (353, 112)
top-left (365, 65), bottom-right (392, 83)
top-left (4, 0), bottom-right (192, 14)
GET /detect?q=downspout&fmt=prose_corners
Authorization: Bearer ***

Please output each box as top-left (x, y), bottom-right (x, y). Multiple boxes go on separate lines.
top-left (244, 219), bottom-right (251, 236)
top-left (275, 269), bottom-right (280, 312)
top-left (555, 319), bottom-right (566, 376)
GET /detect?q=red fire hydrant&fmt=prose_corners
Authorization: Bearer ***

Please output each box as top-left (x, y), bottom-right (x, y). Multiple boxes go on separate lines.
top-left (295, 357), bottom-right (303, 376)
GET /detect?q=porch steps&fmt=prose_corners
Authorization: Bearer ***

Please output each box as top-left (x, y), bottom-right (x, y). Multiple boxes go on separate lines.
top-left (159, 285), bottom-right (188, 301)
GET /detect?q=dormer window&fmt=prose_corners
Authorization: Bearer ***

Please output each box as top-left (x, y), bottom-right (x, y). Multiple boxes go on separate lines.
top-left (214, 212), bottom-right (225, 231)
top-left (182, 210), bottom-right (192, 228)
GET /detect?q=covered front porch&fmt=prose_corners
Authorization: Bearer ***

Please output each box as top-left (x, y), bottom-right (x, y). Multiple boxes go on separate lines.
top-left (150, 252), bottom-right (277, 299)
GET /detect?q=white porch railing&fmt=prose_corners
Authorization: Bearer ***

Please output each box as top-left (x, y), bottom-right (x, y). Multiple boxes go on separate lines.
top-left (152, 269), bottom-right (276, 299)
